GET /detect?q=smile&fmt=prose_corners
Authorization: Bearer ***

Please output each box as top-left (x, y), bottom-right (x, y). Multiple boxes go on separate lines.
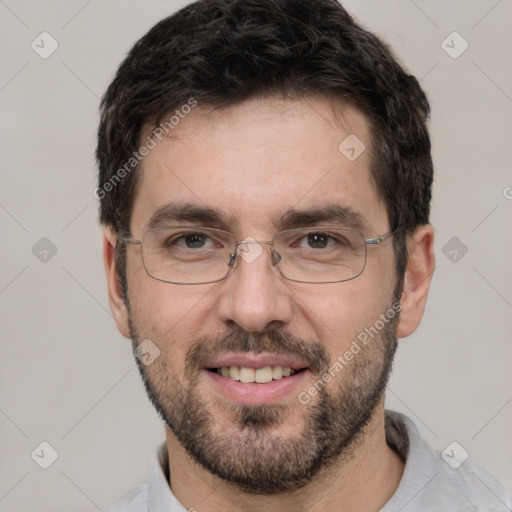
top-left (209, 365), bottom-right (305, 383)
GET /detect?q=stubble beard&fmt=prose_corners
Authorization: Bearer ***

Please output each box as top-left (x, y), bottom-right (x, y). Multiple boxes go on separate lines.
top-left (129, 307), bottom-right (398, 495)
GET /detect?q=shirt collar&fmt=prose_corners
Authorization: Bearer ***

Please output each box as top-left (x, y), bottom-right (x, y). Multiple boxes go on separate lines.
top-left (147, 441), bottom-right (186, 512)
top-left (380, 410), bottom-right (436, 511)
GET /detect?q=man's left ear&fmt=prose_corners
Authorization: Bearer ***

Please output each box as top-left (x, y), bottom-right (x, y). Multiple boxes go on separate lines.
top-left (397, 224), bottom-right (435, 338)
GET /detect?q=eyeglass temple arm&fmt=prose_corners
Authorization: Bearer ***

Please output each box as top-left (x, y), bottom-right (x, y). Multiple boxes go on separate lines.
top-left (364, 232), bottom-right (395, 245)
top-left (120, 232), bottom-right (395, 246)
top-left (119, 236), bottom-right (142, 245)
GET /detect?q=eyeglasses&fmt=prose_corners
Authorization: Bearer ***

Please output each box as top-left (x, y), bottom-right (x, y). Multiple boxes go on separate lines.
top-left (121, 226), bottom-right (394, 285)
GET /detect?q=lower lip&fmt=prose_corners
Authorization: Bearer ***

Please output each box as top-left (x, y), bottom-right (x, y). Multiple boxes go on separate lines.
top-left (203, 369), bottom-right (309, 405)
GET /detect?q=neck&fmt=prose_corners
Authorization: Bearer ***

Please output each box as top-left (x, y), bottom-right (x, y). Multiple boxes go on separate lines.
top-left (165, 404), bottom-right (404, 512)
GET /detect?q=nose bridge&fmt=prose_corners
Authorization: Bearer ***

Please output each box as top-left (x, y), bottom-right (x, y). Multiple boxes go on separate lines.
top-left (236, 238), bottom-right (272, 250)
top-left (232, 238), bottom-right (275, 268)
top-left (218, 238), bottom-right (292, 331)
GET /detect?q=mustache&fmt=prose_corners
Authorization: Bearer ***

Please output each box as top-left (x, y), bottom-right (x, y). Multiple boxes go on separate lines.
top-left (184, 328), bottom-right (331, 379)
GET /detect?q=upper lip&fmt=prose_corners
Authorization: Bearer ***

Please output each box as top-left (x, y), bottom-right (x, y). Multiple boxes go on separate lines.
top-left (205, 353), bottom-right (309, 371)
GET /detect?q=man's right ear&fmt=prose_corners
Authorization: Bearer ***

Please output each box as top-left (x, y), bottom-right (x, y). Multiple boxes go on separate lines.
top-left (103, 227), bottom-right (131, 338)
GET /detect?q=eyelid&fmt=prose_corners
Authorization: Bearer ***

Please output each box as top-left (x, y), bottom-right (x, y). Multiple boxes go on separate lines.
top-left (166, 228), bottom-right (235, 246)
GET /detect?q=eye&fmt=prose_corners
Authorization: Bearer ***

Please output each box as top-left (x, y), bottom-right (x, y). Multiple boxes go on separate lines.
top-left (162, 232), bottom-right (216, 250)
top-left (293, 232), bottom-right (340, 250)
top-left (290, 231), bottom-right (355, 251)
top-left (181, 233), bottom-right (210, 248)
top-left (304, 232), bottom-right (331, 249)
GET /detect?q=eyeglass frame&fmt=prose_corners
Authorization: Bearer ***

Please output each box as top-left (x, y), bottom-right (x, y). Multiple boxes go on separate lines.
top-left (120, 226), bottom-right (395, 285)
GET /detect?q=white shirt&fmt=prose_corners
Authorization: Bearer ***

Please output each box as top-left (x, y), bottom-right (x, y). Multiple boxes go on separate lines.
top-left (105, 410), bottom-right (512, 511)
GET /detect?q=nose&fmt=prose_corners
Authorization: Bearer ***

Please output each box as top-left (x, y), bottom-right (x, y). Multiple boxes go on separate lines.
top-left (216, 242), bottom-right (293, 332)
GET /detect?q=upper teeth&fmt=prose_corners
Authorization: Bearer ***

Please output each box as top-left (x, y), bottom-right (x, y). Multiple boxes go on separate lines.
top-left (217, 365), bottom-right (297, 383)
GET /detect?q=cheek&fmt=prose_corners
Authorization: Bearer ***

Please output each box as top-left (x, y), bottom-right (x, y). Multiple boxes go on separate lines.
top-left (299, 290), bottom-right (369, 351)
top-left (127, 262), bottom-right (218, 353)
top-left (297, 269), bottom-right (395, 356)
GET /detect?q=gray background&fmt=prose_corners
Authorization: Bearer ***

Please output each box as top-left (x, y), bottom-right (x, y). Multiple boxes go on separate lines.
top-left (0, 0), bottom-right (511, 510)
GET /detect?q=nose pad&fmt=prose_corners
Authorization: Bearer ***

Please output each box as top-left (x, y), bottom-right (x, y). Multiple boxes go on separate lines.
top-left (271, 250), bottom-right (282, 266)
top-left (227, 244), bottom-right (279, 270)
top-left (227, 252), bottom-right (238, 268)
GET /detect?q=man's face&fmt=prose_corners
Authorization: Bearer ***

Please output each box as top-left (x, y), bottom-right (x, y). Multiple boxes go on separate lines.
top-left (123, 96), bottom-right (399, 493)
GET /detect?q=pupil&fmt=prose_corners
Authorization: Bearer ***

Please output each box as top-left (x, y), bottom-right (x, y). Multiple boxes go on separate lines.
top-left (185, 234), bottom-right (206, 248)
top-left (308, 233), bottom-right (328, 249)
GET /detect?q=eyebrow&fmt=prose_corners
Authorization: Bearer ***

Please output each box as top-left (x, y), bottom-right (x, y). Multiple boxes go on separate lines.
top-left (146, 202), bottom-right (231, 231)
top-left (273, 203), bottom-right (368, 232)
top-left (144, 201), bottom-right (369, 233)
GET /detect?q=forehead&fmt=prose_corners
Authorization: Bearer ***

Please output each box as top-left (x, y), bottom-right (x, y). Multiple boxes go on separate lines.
top-left (131, 96), bottom-right (387, 235)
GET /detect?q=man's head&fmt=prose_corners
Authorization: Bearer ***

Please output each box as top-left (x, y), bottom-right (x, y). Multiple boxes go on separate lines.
top-left (98, 0), bottom-right (435, 495)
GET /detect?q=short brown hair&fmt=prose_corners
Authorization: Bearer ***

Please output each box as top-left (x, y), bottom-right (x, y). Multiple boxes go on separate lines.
top-left (96, 0), bottom-right (433, 294)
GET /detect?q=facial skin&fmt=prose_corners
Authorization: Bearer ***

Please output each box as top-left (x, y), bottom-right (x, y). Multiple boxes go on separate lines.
top-left (103, 96), bottom-right (435, 511)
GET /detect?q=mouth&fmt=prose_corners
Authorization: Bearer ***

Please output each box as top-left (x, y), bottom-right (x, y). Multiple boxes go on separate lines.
top-left (207, 365), bottom-right (307, 383)
top-left (202, 353), bottom-right (310, 405)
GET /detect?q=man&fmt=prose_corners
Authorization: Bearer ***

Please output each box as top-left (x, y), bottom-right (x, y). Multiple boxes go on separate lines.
top-left (96, 0), bottom-right (511, 510)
